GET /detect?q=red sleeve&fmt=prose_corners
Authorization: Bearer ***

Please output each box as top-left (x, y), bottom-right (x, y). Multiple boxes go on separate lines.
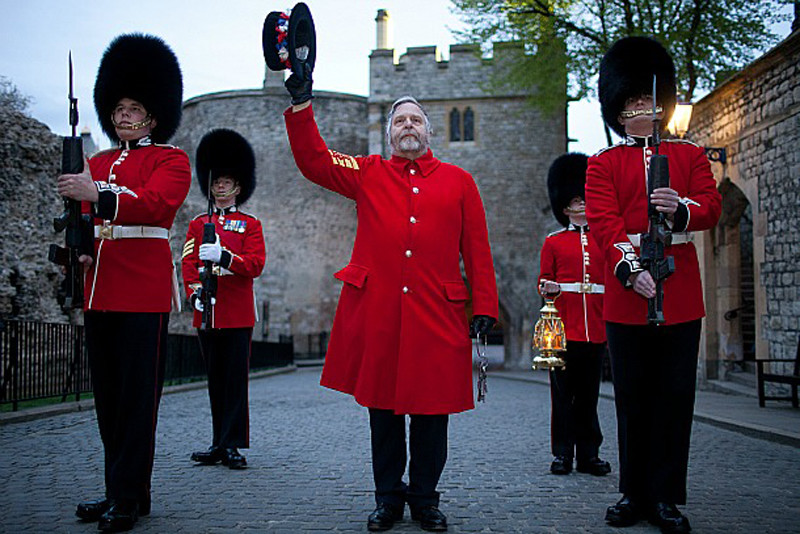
top-left (460, 175), bottom-right (499, 319)
top-left (110, 149), bottom-right (191, 225)
top-left (681, 144), bottom-right (721, 232)
top-left (224, 217), bottom-right (266, 278)
top-left (181, 217), bottom-right (202, 300)
top-left (283, 103), bottom-right (365, 200)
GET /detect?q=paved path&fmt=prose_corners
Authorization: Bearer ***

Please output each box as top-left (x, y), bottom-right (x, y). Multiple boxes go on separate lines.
top-left (1, 368), bottom-right (799, 533)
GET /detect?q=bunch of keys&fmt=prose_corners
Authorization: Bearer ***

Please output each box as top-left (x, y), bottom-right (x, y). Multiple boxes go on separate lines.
top-left (475, 334), bottom-right (489, 402)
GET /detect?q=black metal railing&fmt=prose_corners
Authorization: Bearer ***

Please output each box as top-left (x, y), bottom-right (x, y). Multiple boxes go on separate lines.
top-left (1, 319), bottom-right (294, 411)
top-left (0, 319), bottom-right (89, 411)
top-left (294, 332), bottom-right (328, 362)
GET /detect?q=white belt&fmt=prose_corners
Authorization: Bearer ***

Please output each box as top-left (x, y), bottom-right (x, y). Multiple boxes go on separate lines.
top-left (627, 232), bottom-right (694, 247)
top-left (94, 225), bottom-right (170, 240)
top-left (560, 282), bottom-right (605, 294)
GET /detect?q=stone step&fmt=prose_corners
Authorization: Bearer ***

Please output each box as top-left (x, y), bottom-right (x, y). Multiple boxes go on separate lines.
top-left (705, 378), bottom-right (758, 398)
top-left (726, 368), bottom-right (757, 388)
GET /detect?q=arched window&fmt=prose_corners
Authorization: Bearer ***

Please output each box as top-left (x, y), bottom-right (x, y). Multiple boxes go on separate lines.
top-left (449, 108), bottom-right (461, 142)
top-left (463, 107), bottom-right (474, 141)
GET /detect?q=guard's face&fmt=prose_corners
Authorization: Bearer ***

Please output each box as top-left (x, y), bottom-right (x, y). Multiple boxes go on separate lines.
top-left (618, 93), bottom-right (662, 134)
top-left (113, 98), bottom-right (156, 141)
top-left (389, 103), bottom-right (430, 155)
top-left (563, 196), bottom-right (586, 216)
top-left (212, 176), bottom-right (240, 200)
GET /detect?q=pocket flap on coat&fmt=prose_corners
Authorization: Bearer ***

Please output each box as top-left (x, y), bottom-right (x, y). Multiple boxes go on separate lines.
top-left (443, 281), bottom-right (469, 301)
top-left (334, 264), bottom-right (369, 288)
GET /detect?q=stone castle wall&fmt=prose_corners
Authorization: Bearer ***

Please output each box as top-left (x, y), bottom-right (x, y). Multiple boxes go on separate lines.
top-left (0, 108), bottom-right (70, 322)
top-left (691, 30), bottom-right (800, 366)
top-left (171, 87), bottom-right (366, 341)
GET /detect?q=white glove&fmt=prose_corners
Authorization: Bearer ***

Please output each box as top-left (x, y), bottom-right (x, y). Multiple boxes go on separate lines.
top-left (198, 235), bottom-right (222, 263)
top-left (192, 293), bottom-right (216, 312)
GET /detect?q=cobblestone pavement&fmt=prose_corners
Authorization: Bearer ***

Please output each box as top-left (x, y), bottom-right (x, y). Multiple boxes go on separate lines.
top-left (1, 368), bottom-right (799, 533)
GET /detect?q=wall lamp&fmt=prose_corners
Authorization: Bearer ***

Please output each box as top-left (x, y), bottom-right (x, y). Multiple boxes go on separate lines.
top-left (667, 102), bottom-right (727, 164)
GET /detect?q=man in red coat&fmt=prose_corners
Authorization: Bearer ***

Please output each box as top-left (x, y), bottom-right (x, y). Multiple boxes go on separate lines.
top-left (182, 129), bottom-right (266, 470)
top-left (283, 73), bottom-right (498, 531)
top-left (585, 37), bottom-right (721, 534)
top-left (56, 34), bottom-right (190, 532)
top-left (538, 153), bottom-right (610, 478)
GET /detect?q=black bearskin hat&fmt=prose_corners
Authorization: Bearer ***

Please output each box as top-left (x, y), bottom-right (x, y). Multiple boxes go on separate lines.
top-left (94, 33), bottom-right (183, 143)
top-left (547, 153), bottom-right (588, 227)
top-left (196, 129), bottom-right (256, 205)
top-left (263, 2), bottom-right (316, 75)
top-left (598, 36), bottom-right (676, 138)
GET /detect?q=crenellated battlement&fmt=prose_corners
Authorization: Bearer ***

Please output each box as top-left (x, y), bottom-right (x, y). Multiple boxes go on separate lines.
top-left (370, 40), bottom-right (528, 103)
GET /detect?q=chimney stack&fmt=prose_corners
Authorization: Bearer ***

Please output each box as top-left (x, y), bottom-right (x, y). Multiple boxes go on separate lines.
top-left (376, 9), bottom-right (392, 50)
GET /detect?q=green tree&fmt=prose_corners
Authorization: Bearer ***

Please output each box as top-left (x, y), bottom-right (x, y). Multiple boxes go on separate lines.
top-left (0, 76), bottom-right (32, 114)
top-left (452, 0), bottom-right (791, 107)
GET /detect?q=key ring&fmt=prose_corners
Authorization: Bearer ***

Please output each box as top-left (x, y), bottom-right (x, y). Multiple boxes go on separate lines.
top-left (475, 333), bottom-right (489, 402)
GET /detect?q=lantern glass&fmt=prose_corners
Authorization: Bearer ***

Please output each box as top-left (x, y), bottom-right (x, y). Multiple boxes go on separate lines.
top-left (667, 102), bottom-right (693, 138)
top-left (532, 296), bottom-right (567, 370)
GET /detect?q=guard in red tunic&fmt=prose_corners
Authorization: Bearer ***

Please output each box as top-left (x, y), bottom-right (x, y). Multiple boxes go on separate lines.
top-left (57, 34), bottom-right (190, 532)
top-left (281, 57), bottom-right (498, 530)
top-left (538, 153), bottom-right (610, 478)
top-left (585, 37), bottom-right (721, 533)
top-left (181, 129), bottom-right (266, 470)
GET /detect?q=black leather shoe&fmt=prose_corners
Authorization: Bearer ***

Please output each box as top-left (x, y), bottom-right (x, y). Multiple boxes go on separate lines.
top-left (576, 457), bottom-right (612, 476)
top-left (649, 502), bottom-right (691, 533)
top-left (76, 498), bottom-right (111, 522)
top-left (98, 499), bottom-right (138, 532)
top-left (550, 456), bottom-right (573, 475)
top-left (367, 502), bottom-right (404, 531)
top-left (190, 446), bottom-right (224, 465)
top-left (605, 496), bottom-right (643, 527)
top-left (76, 497), bottom-right (149, 521)
top-left (221, 448), bottom-right (247, 469)
top-left (411, 505), bottom-right (448, 532)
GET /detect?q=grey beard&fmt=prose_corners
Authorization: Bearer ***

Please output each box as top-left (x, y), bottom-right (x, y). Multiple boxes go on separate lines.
top-left (395, 132), bottom-right (428, 154)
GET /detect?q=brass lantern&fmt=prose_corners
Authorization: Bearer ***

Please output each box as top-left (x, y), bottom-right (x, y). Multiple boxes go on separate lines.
top-left (532, 296), bottom-right (567, 370)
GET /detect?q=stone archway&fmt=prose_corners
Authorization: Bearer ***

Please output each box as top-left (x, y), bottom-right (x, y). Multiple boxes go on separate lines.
top-left (713, 177), bottom-right (755, 379)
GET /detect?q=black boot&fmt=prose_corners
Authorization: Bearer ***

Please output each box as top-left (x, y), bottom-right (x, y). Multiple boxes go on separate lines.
top-left (76, 497), bottom-right (111, 522)
top-left (410, 505), bottom-right (448, 532)
top-left (190, 445), bottom-right (224, 465)
top-left (98, 499), bottom-right (138, 532)
top-left (221, 447), bottom-right (247, 469)
top-left (367, 502), bottom-right (404, 531)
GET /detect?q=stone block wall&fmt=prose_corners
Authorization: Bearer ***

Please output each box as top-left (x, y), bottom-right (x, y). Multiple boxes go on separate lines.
top-left (0, 108), bottom-right (71, 323)
top-left (691, 30), bottom-right (800, 372)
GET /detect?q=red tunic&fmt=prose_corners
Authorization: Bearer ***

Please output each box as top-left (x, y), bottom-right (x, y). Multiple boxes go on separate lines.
top-left (84, 139), bottom-right (191, 312)
top-left (284, 104), bottom-right (499, 415)
top-left (538, 225), bottom-right (606, 343)
top-left (585, 137), bottom-right (721, 325)
top-left (181, 207), bottom-right (266, 329)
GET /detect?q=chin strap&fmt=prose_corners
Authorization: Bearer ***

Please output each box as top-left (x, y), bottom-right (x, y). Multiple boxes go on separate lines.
top-left (112, 114), bottom-right (153, 131)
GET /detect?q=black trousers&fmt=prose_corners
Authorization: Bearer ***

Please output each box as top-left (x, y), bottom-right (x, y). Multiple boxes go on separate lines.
top-left (369, 409), bottom-right (448, 509)
top-left (549, 341), bottom-right (605, 461)
top-left (197, 328), bottom-right (252, 449)
top-left (606, 320), bottom-right (701, 505)
top-left (84, 311), bottom-right (169, 503)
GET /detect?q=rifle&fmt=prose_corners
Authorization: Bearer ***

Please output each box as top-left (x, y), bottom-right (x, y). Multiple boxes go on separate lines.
top-left (199, 172), bottom-right (217, 329)
top-left (638, 75), bottom-right (675, 324)
top-left (48, 52), bottom-right (91, 310)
